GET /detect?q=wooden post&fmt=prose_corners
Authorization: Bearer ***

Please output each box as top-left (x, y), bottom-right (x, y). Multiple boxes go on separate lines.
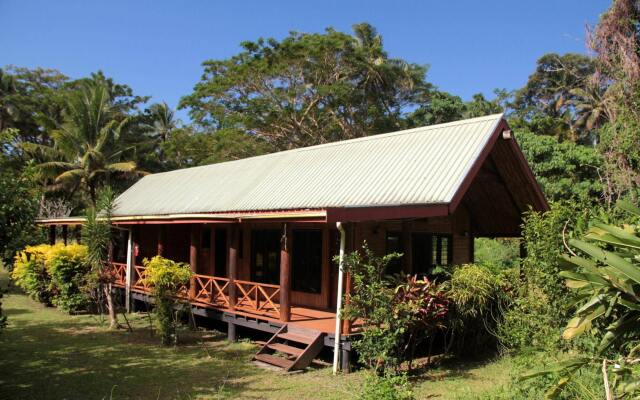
top-left (279, 223), bottom-right (291, 322)
top-left (209, 225), bottom-right (216, 275)
top-left (189, 225), bottom-right (200, 299)
top-left (321, 226), bottom-right (330, 309)
top-left (48, 225), bottom-right (56, 245)
top-left (341, 272), bottom-right (352, 334)
top-left (157, 225), bottom-right (165, 256)
top-left (62, 225), bottom-right (68, 245)
top-left (341, 348), bottom-right (351, 373)
top-left (125, 227), bottom-right (134, 313)
top-left (341, 223), bottom-right (355, 335)
top-left (401, 221), bottom-right (412, 274)
top-left (228, 225), bottom-right (239, 309)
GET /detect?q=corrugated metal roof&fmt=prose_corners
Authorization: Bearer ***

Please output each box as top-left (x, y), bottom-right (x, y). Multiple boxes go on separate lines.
top-left (113, 114), bottom-right (504, 217)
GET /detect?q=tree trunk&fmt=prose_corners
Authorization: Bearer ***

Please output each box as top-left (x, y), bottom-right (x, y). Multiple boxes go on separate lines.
top-left (104, 283), bottom-right (118, 329)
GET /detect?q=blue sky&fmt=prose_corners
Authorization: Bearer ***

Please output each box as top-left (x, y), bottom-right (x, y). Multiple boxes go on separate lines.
top-left (1, 1), bottom-right (610, 121)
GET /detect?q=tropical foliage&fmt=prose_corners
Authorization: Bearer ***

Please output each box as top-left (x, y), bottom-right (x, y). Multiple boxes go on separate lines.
top-left (82, 186), bottom-right (119, 328)
top-left (11, 243), bottom-right (89, 312)
top-left (520, 200), bottom-right (640, 398)
top-left (141, 255), bottom-right (192, 345)
top-left (339, 244), bottom-right (448, 372)
top-left (442, 264), bottom-right (507, 355)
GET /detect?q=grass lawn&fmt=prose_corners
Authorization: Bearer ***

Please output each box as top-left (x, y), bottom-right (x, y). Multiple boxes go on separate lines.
top-left (0, 269), bottom-right (515, 399)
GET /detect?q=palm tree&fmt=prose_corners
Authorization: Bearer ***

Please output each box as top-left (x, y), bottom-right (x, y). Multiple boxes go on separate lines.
top-left (144, 102), bottom-right (176, 142)
top-left (569, 81), bottom-right (615, 146)
top-left (36, 82), bottom-right (142, 206)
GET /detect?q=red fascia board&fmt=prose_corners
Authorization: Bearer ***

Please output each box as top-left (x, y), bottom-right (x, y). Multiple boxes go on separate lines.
top-left (447, 118), bottom-right (549, 214)
top-left (112, 217), bottom-right (327, 225)
top-left (448, 119), bottom-right (508, 214)
top-left (326, 204), bottom-right (449, 223)
top-left (507, 136), bottom-right (550, 211)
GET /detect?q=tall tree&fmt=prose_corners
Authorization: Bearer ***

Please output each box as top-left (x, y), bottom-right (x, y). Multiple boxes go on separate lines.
top-left (143, 102), bottom-right (176, 143)
top-left (516, 130), bottom-right (603, 204)
top-left (590, 0), bottom-right (640, 200)
top-left (0, 66), bottom-right (68, 148)
top-left (510, 53), bottom-right (599, 143)
top-left (180, 23), bottom-right (431, 150)
top-left (35, 81), bottom-right (143, 206)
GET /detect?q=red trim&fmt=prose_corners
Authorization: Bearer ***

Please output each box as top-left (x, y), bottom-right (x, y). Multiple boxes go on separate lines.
top-left (113, 218), bottom-right (327, 225)
top-left (448, 119), bottom-right (549, 214)
top-left (448, 119), bottom-right (507, 213)
top-left (507, 136), bottom-right (550, 211)
top-left (326, 204), bottom-right (449, 223)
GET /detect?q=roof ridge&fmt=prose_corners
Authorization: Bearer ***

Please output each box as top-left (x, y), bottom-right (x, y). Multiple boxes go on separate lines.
top-left (145, 113), bottom-right (504, 179)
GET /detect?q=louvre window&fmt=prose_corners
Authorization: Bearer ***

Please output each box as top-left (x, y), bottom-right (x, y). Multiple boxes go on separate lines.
top-left (411, 233), bottom-right (452, 276)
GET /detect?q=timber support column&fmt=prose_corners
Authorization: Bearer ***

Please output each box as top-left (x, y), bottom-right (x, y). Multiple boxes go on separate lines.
top-left (189, 225), bottom-right (200, 299)
top-left (341, 223), bottom-right (355, 335)
top-left (279, 223), bottom-right (291, 322)
top-left (321, 226), bottom-right (330, 309)
top-left (62, 225), bottom-right (68, 245)
top-left (157, 226), bottom-right (165, 256)
top-left (401, 221), bottom-right (412, 275)
top-left (125, 227), bottom-right (134, 313)
top-left (228, 225), bottom-right (239, 342)
top-left (209, 225), bottom-right (216, 275)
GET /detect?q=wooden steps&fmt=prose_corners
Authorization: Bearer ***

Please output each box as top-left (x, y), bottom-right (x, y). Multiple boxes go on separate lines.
top-left (267, 342), bottom-right (304, 357)
top-left (252, 325), bottom-right (325, 372)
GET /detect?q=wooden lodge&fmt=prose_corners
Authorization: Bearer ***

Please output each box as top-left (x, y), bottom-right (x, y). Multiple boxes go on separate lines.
top-left (39, 114), bottom-right (548, 372)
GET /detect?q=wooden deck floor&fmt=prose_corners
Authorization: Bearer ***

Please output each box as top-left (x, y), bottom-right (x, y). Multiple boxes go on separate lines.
top-left (227, 305), bottom-right (338, 334)
top-left (123, 284), bottom-right (340, 335)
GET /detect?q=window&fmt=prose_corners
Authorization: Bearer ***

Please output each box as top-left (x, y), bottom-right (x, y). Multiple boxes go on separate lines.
top-left (251, 229), bottom-right (281, 284)
top-left (412, 233), bottom-right (452, 276)
top-left (292, 230), bottom-right (322, 293)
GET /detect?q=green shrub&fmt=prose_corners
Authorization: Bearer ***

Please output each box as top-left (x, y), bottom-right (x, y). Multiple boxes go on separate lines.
top-left (497, 287), bottom-right (560, 351)
top-left (442, 263), bottom-right (506, 355)
top-left (47, 244), bottom-right (90, 312)
top-left (495, 203), bottom-right (591, 353)
top-left (358, 372), bottom-right (414, 400)
top-left (339, 244), bottom-right (448, 372)
top-left (12, 244), bottom-right (54, 305)
top-left (11, 243), bottom-right (90, 312)
top-left (142, 256), bottom-right (192, 345)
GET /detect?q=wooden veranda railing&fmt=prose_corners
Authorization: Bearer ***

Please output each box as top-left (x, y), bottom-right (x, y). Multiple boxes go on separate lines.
top-left (121, 265), bottom-right (281, 318)
top-left (234, 279), bottom-right (280, 317)
top-left (108, 262), bottom-right (127, 287)
top-left (192, 274), bottom-right (230, 307)
top-left (132, 265), bottom-right (151, 292)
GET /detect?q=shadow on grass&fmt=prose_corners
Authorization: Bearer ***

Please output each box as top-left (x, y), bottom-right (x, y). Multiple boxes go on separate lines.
top-left (0, 304), bottom-right (280, 400)
top-left (405, 353), bottom-right (501, 386)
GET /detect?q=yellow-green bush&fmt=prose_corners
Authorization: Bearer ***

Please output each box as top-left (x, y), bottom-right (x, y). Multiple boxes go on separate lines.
top-left (12, 244), bottom-right (56, 305)
top-left (47, 244), bottom-right (89, 312)
top-left (12, 243), bottom-right (90, 312)
top-left (142, 256), bottom-right (192, 345)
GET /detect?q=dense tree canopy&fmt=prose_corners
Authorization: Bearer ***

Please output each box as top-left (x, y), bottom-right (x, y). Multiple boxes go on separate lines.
top-left (180, 23), bottom-right (432, 149)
